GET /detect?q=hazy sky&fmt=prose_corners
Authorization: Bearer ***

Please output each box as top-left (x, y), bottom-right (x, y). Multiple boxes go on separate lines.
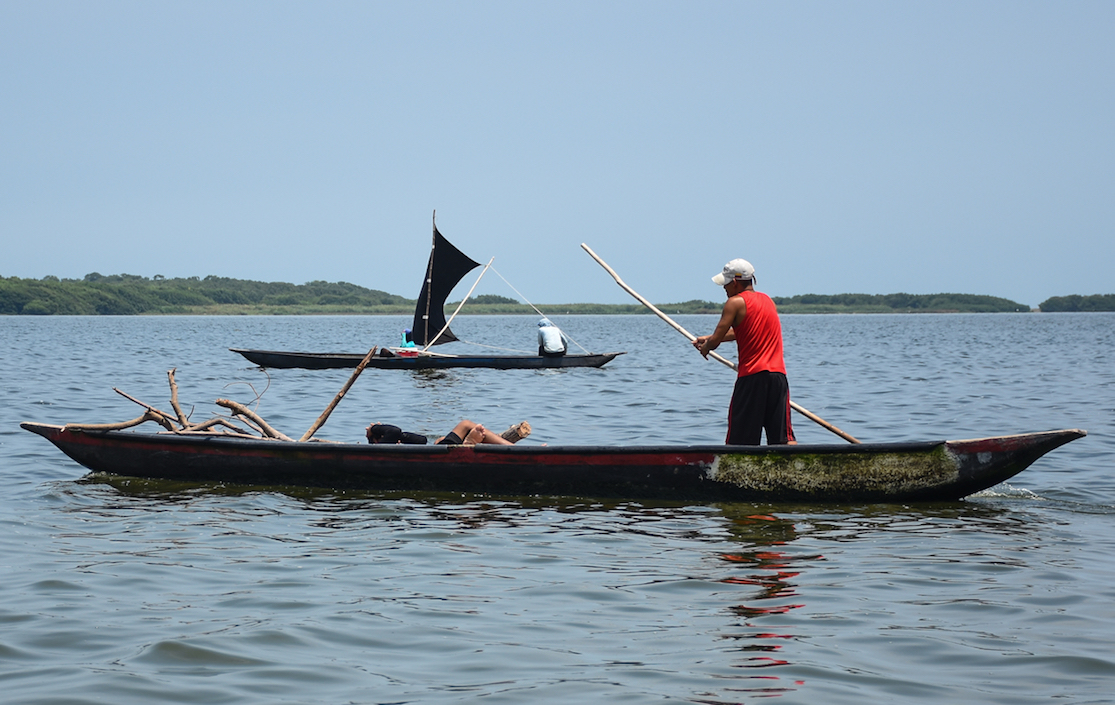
top-left (3, 2), bottom-right (1112, 308)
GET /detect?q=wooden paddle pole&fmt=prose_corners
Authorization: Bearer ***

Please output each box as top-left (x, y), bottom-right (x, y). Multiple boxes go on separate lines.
top-left (299, 346), bottom-right (378, 442)
top-left (580, 243), bottom-right (862, 444)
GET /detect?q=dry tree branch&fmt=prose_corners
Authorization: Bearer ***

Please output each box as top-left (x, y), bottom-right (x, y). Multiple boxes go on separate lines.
top-left (73, 370), bottom-right (294, 441)
top-left (188, 417), bottom-right (255, 435)
top-left (231, 413), bottom-right (265, 436)
top-left (171, 429), bottom-right (273, 440)
top-left (215, 398), bottom-right (292, 441)
top-left (113, 388), bottom-right (183, 431)
top-left (66, 409), bottom-right (174, 432)
top-left (167, 368), bottom-right (191, 428)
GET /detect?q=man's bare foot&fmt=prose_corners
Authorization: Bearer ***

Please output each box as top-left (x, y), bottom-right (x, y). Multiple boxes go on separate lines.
top-left (463, 424), bottom-right (486, 445)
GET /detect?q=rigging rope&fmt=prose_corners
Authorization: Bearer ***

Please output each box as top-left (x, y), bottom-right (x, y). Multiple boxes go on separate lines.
top-left (488, 266), bottom-right (591, 354)
top-left (450, 338), bottom-right (535, 355)
top-left (417, 258), bottom-right (593, 355)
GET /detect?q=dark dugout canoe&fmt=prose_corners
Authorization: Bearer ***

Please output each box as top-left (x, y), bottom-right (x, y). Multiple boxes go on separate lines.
top-left (21, 423), bottom-right (1084, 503)
top-left (230, 348), bottom-right (625, 370)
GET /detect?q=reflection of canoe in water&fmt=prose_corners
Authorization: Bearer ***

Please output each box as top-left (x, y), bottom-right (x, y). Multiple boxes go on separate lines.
top-left (229, 347), bottom-right (624, 370)
top-left (21, 423), bottom-right (1084, 503)
top-left (231, 215), bottom-right (623, 370)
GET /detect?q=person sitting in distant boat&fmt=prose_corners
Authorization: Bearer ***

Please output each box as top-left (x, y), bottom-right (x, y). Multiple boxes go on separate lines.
top-left (537, 318), bottom-right (568, 357)
top-left (366, 420), bottom-right (531, 446)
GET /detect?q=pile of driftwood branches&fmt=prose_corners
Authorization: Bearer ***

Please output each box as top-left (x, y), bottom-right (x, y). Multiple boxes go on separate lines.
top-left (64, 348), bottom-right (378, 443)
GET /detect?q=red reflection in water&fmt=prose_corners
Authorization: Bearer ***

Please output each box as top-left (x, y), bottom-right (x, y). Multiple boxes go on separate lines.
top-left (709, 512), bottom-right (821, 700)
top-left (730, 603), bottom-right (804, 618)
top-left (743, 656), bottom-right (791, 668)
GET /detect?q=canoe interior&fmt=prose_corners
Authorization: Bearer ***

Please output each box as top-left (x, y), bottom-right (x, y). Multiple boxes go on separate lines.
top-left (229, 348), bottom-right (625, 370)
top-left (20, 422), bottom-right (1085, 504)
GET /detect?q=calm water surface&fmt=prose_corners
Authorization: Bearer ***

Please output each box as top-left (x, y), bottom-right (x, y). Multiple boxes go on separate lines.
top-left (2, 314), bottom-right (1113, 704)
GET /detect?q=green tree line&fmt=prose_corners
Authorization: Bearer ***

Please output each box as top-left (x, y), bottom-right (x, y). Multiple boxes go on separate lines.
top-left (2, 273), bottom-right (1106, 315)
top-left (770, 292), bottom-right (1031, 313)
top-left (1036, 294), bottom-right (1115, 312)
top-left (0, 273), bottom-right (411, 315)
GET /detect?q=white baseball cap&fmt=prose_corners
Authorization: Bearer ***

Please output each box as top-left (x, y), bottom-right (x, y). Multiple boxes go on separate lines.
top-left (711, 258), bottom-right (755, 286)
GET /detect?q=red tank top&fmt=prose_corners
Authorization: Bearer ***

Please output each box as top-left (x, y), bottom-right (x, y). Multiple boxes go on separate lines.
top-left (732, 290), bottom-right (787, 377)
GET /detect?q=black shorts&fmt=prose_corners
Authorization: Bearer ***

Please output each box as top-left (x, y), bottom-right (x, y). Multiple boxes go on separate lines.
top-left (726, 371), bottom-right (794, 445)
top-left (437, 431), bottom-right (463, 445)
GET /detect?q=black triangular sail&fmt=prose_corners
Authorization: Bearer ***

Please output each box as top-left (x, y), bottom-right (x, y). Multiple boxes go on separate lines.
top-left (410, 217), bottom-right (481, 346)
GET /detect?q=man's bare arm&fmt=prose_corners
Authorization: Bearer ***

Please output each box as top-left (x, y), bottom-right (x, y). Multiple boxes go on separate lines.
top-left (696, 297), bottom-right (746, 358)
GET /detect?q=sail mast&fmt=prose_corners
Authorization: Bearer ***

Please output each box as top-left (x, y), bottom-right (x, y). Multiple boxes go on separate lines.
top-left (418, 211), bottom-right (437, 344)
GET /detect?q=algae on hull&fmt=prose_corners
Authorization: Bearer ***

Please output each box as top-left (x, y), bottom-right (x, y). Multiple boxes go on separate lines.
top-left (708, 447), bottom-right (959, 496)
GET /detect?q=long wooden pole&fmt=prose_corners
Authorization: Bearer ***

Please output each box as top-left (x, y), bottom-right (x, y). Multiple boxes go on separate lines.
top-left (299, 346), bottom-right (378, 442)
top-left (581, 243), bottom-right (861, 444)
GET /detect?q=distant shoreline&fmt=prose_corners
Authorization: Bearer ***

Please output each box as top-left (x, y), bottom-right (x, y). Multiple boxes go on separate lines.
top-left (3, 274), bottom-right (1112, 314)
top-left (4, 304), bottom-right (1105, 316)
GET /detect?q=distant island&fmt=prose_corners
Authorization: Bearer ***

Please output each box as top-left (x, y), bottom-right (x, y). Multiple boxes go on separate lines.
top-left (2, 273), bottom-right (1111, 315)
top-left (1033, 294), bottom-right (1115, 312)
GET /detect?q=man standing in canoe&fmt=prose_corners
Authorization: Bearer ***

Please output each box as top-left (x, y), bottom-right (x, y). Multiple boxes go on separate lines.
top-left (693, 258), bottom-right (796, 446)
